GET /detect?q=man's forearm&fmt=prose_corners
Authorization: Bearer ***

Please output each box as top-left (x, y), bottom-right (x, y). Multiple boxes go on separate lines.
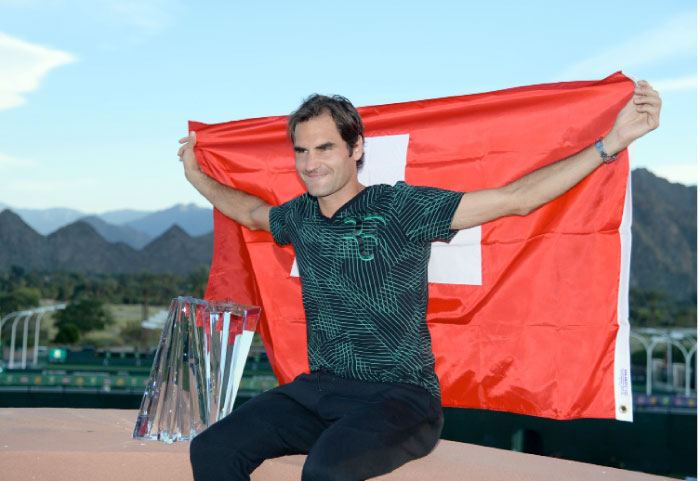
top-left (449, 139), bottom-right (612, 230)
top-left (501, 79), bottom-right (658, 217)
top-left (185, 167), bottom-right (271, 231)
top-left (504, 139), bottom-right (609, 216)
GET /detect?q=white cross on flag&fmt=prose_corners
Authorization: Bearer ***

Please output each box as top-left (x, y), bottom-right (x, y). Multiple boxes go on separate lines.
top-left (289, 134), bottom-right (482, 286)
top-left (192, 72), bottom-right (634, 421)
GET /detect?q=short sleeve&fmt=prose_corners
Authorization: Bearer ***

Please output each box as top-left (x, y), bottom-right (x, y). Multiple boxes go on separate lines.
top-left (269, 201), bottom-right (293, 246)
top-left (393, 181), bottom-right (463, 244)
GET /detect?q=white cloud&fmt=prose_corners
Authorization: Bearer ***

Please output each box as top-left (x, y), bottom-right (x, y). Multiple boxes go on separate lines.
top-left (104, 0), bottom-right (179, 37)
top-left (649, 74), bottom-right (697, 92)
top-left (556, 11), bottom-right (696, 80)
top-left (0, 153), bottom-right (34, 170)
top-left (0, 32), bottom-right (76, 110)
top-left (0, 1), bottom-right (183, 48)
top-left (6, 177), bottom-right (99, 195)
top-left (646, 164), bottom-right (697, 186)
top-left (3, 177), bottom-right (110, 210)
top-left (0, 0), bottom-right (44, 5)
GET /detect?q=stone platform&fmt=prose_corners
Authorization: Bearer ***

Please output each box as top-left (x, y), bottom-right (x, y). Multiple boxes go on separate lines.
top-left (0, 408), bottom-right (674, 480)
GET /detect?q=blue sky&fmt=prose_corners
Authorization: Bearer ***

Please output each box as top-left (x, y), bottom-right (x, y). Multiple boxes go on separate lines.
top-left (0, 0), bottom-right (696, 212)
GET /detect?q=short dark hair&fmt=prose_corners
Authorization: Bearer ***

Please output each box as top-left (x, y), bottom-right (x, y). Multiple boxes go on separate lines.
top-left (288, 94), bottom-right (365, 168)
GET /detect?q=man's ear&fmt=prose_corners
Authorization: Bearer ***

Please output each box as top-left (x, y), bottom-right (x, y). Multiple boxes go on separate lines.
top-left (351, 137), bottom-right (364, 161)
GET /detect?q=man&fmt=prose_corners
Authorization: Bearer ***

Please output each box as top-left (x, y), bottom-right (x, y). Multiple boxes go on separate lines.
top-left (181, 82), bottom-right (660, 481)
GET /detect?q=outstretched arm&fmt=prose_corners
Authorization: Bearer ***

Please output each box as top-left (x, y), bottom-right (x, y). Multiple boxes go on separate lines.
top-left (178, 132), bottom-right (272, 232)
top-left (451, 80), bottom-right (661, 230)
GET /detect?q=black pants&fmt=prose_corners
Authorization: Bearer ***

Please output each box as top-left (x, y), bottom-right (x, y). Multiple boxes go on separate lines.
top-left (190, 371), bottom-right (444, 481)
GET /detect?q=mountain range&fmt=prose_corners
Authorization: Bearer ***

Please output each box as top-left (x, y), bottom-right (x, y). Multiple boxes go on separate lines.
top-left (0, 210), bottom-right (213, 275)
top-left (0, 203), bottom-right (213, 249)
top-left (629, 169), bottom-right (696, 298)
top-left (0, 169), bottom-right (696, 298)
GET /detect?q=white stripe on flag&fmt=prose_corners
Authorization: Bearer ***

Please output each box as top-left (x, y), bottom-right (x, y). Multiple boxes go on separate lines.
top-left (614, 150), bottom-right (634, 422)
top-left (290, 134), bottom-right (482, 285)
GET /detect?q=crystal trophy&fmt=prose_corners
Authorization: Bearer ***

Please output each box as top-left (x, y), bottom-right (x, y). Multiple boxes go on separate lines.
top-left (133, 296), bottom-right (261, 444)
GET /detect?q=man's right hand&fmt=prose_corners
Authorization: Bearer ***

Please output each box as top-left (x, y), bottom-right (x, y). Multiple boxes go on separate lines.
top-left (178, 131), bottom-right (200, 177)
top-left (176, 130), bottom-right (272, 232)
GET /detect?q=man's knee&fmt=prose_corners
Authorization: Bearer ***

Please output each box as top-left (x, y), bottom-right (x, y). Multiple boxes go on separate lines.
top-left (190, 423), bottom-right (253, 481)
top-left (302, 456), bottom-right (356, 481)
top-left (190, 430), bottom-right (215, 479)
top-left (189, 431), bottom-right (210, 472)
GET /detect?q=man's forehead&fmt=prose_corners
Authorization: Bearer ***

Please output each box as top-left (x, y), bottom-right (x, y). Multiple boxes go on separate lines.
top-left (293, 114), bottom-right (341, 144)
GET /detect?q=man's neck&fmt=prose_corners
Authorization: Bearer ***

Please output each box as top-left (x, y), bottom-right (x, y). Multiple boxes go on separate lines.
top-left (318, 181), bottom-right (366, 218)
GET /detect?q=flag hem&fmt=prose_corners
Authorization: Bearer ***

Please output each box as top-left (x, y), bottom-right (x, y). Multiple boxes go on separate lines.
top-left (614, 149), bottom-right (634, 422)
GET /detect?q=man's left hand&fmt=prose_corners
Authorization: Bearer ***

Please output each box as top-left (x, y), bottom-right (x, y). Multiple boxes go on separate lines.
top-left (605, 80), bottom-right (661, 154)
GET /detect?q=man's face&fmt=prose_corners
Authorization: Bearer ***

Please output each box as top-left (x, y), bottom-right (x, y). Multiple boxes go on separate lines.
top-left (293, 113), bottom-right (362, 199)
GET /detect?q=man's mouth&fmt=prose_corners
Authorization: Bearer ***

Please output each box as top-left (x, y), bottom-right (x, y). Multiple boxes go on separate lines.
top-left (305, 171), bottom-right (328, 180)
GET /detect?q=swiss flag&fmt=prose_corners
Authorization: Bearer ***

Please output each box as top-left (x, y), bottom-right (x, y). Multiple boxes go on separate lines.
top-left (192, 72), bottom-right (634, 421)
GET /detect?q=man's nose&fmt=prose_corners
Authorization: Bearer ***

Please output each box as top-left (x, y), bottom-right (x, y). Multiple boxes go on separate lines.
top-left (304, 152), bottom-right (322, 172)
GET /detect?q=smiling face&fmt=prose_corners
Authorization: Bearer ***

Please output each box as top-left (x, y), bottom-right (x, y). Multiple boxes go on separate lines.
top-left (293, 113), bottom-right (364, 206)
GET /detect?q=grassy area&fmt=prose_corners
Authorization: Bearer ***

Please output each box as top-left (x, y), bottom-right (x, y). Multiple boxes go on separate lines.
top-left (39, 303), bottom-right (168, 350)
top-left (85, 304), bottom-right (168, 349)
top-left (42, 303), bottom-right (267, 355)
top-left (110, 304), bottom-right (164, 324)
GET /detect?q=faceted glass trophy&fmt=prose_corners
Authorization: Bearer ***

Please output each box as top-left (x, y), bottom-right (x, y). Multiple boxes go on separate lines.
top-left (133, 296), bottom-right (261, 444)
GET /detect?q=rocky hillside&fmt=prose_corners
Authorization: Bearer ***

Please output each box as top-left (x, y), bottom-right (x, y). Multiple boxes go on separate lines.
top-left (630, 169), bottom-right (696, 299)
top-left (0, 169), bottom-right (695, 299)
top-left (0, 211), bottom-right (212, 274)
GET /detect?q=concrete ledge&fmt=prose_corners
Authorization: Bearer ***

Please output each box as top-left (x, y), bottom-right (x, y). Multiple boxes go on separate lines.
top-left (0, 408), bottom-right (674, 480)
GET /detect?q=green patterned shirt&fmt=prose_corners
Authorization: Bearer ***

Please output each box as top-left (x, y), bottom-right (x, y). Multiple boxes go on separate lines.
top-left (269, 181), bottom-right (463, 398)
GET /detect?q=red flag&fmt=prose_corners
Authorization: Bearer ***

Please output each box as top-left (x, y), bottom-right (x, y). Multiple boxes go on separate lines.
top-left (194, 72), bottom-right (634, 421)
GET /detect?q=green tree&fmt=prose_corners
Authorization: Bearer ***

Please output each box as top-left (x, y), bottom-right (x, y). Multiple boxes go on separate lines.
top-left (9, 265), bottom-right (26, 286)
top-left (629, 288), bottom-right (697, 327)
top-left (54, 298), bottom-right (114, 334)
top-left (54, 323), bottom-right (80, 344)
top-left (0, 286), bottom-right (41, 314)
top-left (186, 265), bottom-right (210, 299)
top-left (120, 320), bottom-right (161, 351)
